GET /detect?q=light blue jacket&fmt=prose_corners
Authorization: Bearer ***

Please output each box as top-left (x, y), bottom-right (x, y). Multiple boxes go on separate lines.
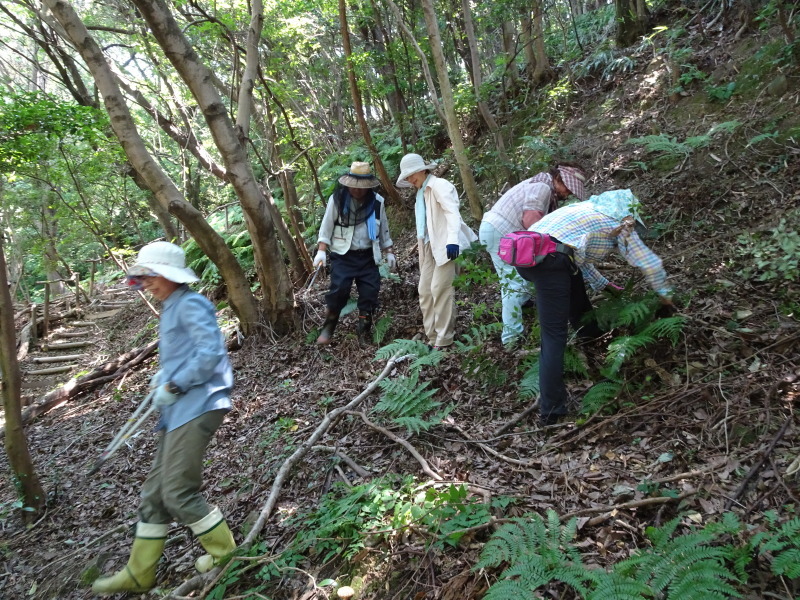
top-left (156, 286), bottom-right (232, 432)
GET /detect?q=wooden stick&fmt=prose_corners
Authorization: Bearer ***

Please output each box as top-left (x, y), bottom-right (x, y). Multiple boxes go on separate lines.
top-left (26, 365), bottom-right (75, 375)
top-left (42, 341), bottom-right (93, 350)
top-left (32, 354), bottom-right (86, 363)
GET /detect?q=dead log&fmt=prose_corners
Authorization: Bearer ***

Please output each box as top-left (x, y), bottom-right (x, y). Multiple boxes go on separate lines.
top-left (41, 341), bottom-right (93, 351)
top-left (32, 354), bottom-right (87, 363)
top-left (70, 321), bottom-right (97, 327)
top-left (17, 322), bottom-right (33, 362)
top-left (0, 339), bottom-right (159, 437)
top-left (26, 365), bottom-right (75, 375)
top-left (54, 331), bottom-right (91, 338)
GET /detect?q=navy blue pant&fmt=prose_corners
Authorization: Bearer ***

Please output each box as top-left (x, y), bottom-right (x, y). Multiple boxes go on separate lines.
top-left (517, 252), bottom-right (596, 419)
top-left (326, 250), bottom-right (380, 314)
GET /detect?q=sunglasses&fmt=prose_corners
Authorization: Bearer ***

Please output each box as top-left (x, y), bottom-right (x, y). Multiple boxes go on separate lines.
top-left (126, 273), bottom-right (158, 290)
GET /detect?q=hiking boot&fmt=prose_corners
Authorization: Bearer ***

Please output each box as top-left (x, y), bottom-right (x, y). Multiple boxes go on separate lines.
top-left (356, 311), bottom-right (373, 345)
top-left (316, 310), bottom-right (339, 345)
top-left (91, 523), bottom-right (168, 595)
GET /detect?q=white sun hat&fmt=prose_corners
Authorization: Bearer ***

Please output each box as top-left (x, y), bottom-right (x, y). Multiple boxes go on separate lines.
top-left (396, 153), bottom-right (437, 188)
top-left (127, 241), bottom-right (199, 283)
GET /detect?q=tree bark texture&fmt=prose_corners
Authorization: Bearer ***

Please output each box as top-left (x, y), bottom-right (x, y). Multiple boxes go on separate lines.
top-left (338, 0), bottom-right (401, 205)
top-left (129, 0), bottom-right (294, 332)
top-left (43, 0), bottom-right (262, 334)
top-left (615, 0), bottom-right (650, 47)
top-left (420, 0), bottom-right (483, 220)
top-left (0, 235), bottom-right (46, 517)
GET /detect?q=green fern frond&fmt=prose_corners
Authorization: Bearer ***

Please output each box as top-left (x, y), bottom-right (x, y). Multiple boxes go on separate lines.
top-left (640, 316), bottom-right (686, 345)
top-left (409, 350), bottom-right (445, 371)
top-left (581, 380), bottom-right (622, 415)
top-left (373, 314), bottom-right (392, 344)
top-left (604, 335), bottom-right (654, 376)
top-left (376, 373), bottom-right (439, 418)
top-left (374, 339), bottom-right (431, 361)
top-left (585, 571), bottom-right (652, 600)
top-left (625, 135), bottom-right (692, 159)
top-left (615, 299), bottom-right (654, 328)
top-left (482, 580), bottom-right (531, 600)
top-left (453, 323), bottom-right (503, 352)
top-left (518, 359), bottom-right (540, 400)
top-left (564, 346), bottom-right (589, 377)
top-left (708, 120), bottom-right (741, 136)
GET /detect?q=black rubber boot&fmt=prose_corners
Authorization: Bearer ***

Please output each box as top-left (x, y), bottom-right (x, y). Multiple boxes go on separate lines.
top-left (316, 310), bottom-right (340, 345)
top-left (356, 312), bottom-right (373, 345)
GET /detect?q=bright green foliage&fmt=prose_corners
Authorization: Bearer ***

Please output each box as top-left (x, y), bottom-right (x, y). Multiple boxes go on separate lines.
top-left (453, 323), bottom-right (503, 353)
top-left (581, 380), bottom-right (623, 416)
top-left (615, 518), bottom-right (742, 599)
top-left (753, 512), bottom-right (800, 578)
top-left (736, 212), bottom-right (800, 282)
top-left (476, 513), bottom-right (591, 598)
top-left (474, 512), bottom-right (784, 600)
top-left (372, 314), bottom-right (392, 344)
top-left (518, 357), bottom-right (540, 400)
top-left (374, 371), bottom-right (447, 433)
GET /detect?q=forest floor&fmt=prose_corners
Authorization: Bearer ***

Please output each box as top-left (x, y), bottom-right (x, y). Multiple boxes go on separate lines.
top-left (2, 16), bottom-right (800, 600)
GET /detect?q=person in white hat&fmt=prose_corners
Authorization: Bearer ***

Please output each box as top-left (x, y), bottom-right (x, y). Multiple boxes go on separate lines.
top-left (313, 161), bottom-right (395, 345)
top-left (396, 153), bottom-right (477, 349)
top-left (92, 241), bottom-right (236, 595)
top-left (479, 162), bottom-right (588, 347)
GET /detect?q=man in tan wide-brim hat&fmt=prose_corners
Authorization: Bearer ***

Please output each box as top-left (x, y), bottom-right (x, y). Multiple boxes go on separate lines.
top-left (313, 161), bottom-right (395, 345)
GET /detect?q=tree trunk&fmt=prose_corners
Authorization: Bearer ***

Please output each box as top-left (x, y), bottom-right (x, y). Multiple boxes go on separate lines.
top-left (460, 0), bottom-right (512, 180)
top-left (127, 0), bottom-right (295, 332)
top-left (0, 235), bottom-right (45, 519)
top-left (385, 0), bottom-right (447, 125)
top-left (420, 0), bottom-right (483, 220)
top-left (43, 0), bottom-right (262, 335)
top-left (615, 0), bottom-right (650, 47)
top-left (521, 11), bottom-right (537, 83)
top-left (532, 0), bottom-right (553, 84)
top-left (339, 0), bottom-right (402, 205)
top-left (502, 20), bottom-right (519, 85)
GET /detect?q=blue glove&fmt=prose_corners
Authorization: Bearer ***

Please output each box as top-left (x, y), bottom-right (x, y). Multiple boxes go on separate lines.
top-left (153, 384), bottom-right (179, 408)
top-left (446, 244), bottom-right (460, 260)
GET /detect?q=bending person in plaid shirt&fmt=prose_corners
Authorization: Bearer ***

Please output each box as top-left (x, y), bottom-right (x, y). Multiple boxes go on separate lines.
top-left (479, 163), bottom-right (587, 347)
top-left (516, 189), bottom-right (675, 426)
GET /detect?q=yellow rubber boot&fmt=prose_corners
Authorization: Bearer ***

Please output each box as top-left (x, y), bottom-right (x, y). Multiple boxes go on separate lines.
top-left (189, 507), bottom-right (237, 573)
top-left (91, 523), bottom-right (168, 595)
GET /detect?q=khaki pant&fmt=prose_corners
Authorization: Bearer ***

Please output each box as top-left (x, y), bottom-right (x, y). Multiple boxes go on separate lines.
top-left (139, 409), bottom-right (226, 525)
top-left (418, 241), bottom-right (456, 347)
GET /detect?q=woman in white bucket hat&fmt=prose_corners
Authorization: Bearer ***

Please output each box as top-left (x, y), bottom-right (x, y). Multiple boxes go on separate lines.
top-left (92, 241), bottom-right (236, 594)
top-left (397, 153), bottom-right (477, 349)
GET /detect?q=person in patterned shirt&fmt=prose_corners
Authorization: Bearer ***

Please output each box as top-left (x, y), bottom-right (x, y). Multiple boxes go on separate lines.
top-left (479, 163), bottom-right (587, 347)
top-left (516, 189), bottom-right (675, 426)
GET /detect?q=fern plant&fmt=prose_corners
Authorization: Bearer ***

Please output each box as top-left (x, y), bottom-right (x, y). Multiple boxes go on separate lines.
top-left (752, 511), bottom-right (800, 578)
top-left (373, 313), bottom-right (392, 345)
top-left (475, 513), bottom-right (592, 599)
top-left (613, 517), bottom-right (742, 599)
top-left (374, 371), bottom-right (449, 433)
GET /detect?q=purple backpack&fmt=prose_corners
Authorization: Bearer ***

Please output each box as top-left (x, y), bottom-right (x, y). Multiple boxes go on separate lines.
top-left (497, 231), bottom-right (559, 267)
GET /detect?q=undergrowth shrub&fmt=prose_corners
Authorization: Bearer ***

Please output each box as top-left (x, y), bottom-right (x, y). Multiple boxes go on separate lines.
top-left (475, 510), bottom-right (800, 600)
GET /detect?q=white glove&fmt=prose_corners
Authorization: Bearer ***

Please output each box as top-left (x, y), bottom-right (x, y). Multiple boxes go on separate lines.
top-left (149, 369), bottom-right (164, 390)
top-left (386, 252), bottom-right (397, 270)
top-left (153, 384), bottom-right (179, 408)
top-left (313, 250), bottom-right (327, 268)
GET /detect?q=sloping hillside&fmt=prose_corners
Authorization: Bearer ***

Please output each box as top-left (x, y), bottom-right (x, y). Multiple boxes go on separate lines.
top-left (1, 10), bottom-right (799, 600)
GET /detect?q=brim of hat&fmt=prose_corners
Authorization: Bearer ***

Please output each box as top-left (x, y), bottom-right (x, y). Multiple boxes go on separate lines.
top-left (396, 162), bottom-right (437, 187)
top-left (565, 182), bottom-right (587, 200)
top-left (338, 174), bottom-right (380, 188)
top-left (128, 263), bottom-right (199, 283)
